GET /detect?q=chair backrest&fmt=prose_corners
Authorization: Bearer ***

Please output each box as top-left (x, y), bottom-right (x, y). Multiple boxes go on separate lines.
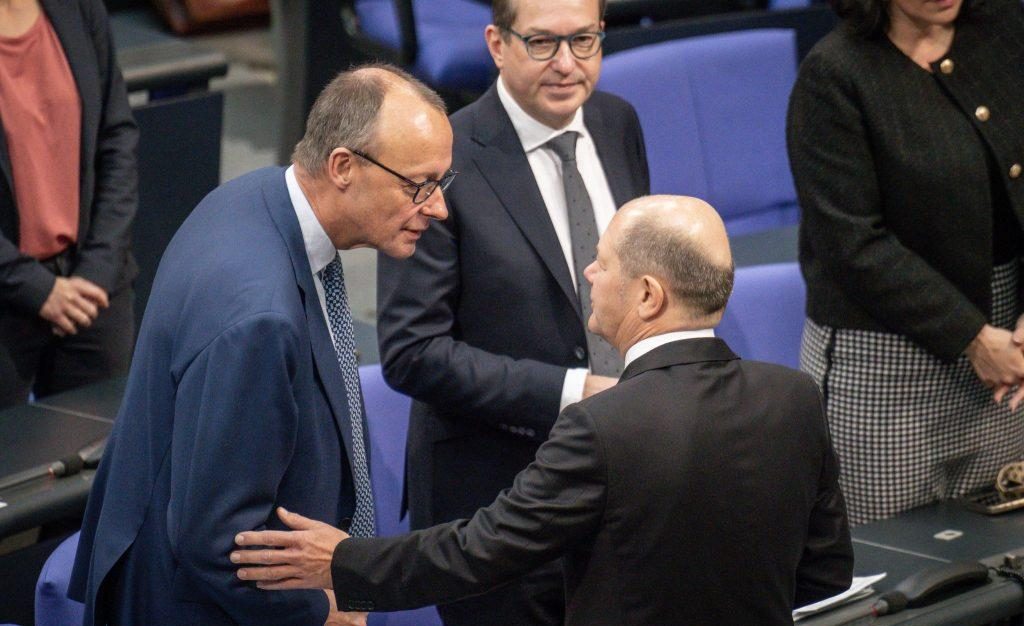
top-left (359, 364), bottom-right (442, 626)
top-left (355, 0), bottom-right (494, 91)
top-left (35, 532), bottom-right (85, 626)
top-left (716, 262), bottom-right (806, 368)
top-left (600, 29), bottom-right (799, 236)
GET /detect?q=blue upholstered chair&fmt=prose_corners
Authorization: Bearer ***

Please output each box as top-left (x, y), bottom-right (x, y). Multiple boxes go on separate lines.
top-left (360, 364), bottom-right (442, 626)
top-left (355, 0), bottom-right (494, 92)
top-left (599, 29), bottom-right (800, 236)
top-left (716, 262), bottom-right (806, 369)
top-left (35, 531), bottom-right (85, 626)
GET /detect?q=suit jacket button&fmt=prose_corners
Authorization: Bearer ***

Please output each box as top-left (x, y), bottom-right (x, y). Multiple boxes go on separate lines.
top-left (574, 346), bottom-right (586, 361)
top-left (939, 58), bottom-right (954, 74)
top-left (1011, 163), bottom-right (1022, 179)
top-left (975, 106), bottom-right (990, 122)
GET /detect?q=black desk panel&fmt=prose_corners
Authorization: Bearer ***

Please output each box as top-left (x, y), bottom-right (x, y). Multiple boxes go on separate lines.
top-left (31, 377), bottom-right (126, 422)
top-left (804, 503), bottom-right (1024, 625)
top-left (0, 405), bottom-right (112, 539)
top-left (0, 405), bottom-right (111, 478)
top-left (854, 501), bottom-right (1024, 565)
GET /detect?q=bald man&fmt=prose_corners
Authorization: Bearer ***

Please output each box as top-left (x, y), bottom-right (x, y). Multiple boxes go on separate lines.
top-left (232, 196), bottom-right (854, 626)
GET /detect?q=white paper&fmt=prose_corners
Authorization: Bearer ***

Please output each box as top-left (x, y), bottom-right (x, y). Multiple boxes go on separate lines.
top-left (793, 573), bottom-right (887, 621)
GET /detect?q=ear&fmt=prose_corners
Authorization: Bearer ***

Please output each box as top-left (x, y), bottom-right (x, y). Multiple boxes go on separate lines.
top-left (485, 24), bottom-right (506, 70)
top-left (326, 148), bottom-right (356, 191)
top-left (637, 275), bottom-right (666, 322)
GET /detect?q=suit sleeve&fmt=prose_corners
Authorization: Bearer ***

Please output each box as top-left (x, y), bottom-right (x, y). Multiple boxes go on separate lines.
top-left (166, 313), bottom-right (329, 624)
top-left (795, 386), bottom-right (854, 607)
top-left (376, 207), bottom-right (568, 434)
top-left (787, 52), bottom-right (986, 360)
top-left (331, 403), bottom-right (607, 611)
top-left (72, 0), bottom-right (138, 294)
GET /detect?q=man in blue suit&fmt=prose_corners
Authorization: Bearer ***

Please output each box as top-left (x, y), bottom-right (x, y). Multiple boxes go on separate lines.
top-left (68, 64), bottom-right (454, 626)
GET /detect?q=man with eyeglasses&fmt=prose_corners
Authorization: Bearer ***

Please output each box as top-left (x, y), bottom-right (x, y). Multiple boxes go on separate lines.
top-left (68, 64), bottom-right (452, 626)
top-left (375, 0), bottom-right (648, 624)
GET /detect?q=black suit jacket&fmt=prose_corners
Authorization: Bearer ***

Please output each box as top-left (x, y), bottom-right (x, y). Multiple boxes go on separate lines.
top-left (787, 0), bottom-right (1024, 360)
top-left (0, 0), bottom-right (138, 315)
top-left (332, 338), bottom-right (854, 625)
top-left (376, 84), bottom-right (649, 529)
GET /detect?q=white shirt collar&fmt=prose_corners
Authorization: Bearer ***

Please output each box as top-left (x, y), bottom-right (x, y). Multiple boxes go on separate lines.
top-left (496, 75), bottom-right (589, 153)
top-left (623, 329), bottom-right (716, 370)
top-left (285, 165), bottom-right (337, 276)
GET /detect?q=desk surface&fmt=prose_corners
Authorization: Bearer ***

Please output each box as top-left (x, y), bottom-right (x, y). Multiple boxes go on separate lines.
top-left (804, 503), bottom-right (1024, 625)
top-left (0, 383), bottom-right (121, 539)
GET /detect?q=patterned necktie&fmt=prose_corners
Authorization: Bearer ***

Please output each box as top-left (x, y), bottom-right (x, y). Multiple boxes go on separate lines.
top-left (546, 131), bottom-right (623, 377)
top-left (320, 254), bottom-right (376, 537)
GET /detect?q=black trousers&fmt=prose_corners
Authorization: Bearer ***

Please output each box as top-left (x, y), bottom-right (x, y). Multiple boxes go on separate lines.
top-left (436, 558), bottom-right (565, 626)
top-left (0, 283), bottom-right (134, 409)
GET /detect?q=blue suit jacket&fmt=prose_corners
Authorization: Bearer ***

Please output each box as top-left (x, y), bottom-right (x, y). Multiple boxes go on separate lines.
top-left (69, 167), bottom-right (361, 625)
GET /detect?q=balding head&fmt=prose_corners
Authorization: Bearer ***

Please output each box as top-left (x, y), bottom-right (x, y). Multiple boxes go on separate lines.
top-left (616, 195), bottom-right (733, 317)
top-left (292, 63), bottom-right (446, 175)
top-left (583, 195), bottom-right (734, 352)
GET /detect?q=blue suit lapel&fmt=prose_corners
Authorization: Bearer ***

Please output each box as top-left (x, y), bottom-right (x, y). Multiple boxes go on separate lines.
top-left (469, 86), bottom-right (581, 319)
top-left (260, 171), bottom-right (357, 463)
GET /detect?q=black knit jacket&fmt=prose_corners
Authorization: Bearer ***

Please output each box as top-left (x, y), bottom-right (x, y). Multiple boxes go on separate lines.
top-left (787, 0), bottom-right (1024, 361)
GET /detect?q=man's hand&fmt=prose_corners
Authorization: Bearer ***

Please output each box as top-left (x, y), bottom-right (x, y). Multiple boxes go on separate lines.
top-left (966, 324), bottom-right (1024, 408)
top-left (38, 276), bottom-right (109, 336)
top-left (324, 589), bottom-right (367, 626)
top-left (233, 507), bottom-right (348, 590)
top-left (583, 374), bottom-right (617, 399)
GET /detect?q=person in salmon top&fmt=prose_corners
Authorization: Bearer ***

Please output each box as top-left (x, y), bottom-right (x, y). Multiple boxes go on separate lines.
top-left (0, 0), bottom-right (138, 409)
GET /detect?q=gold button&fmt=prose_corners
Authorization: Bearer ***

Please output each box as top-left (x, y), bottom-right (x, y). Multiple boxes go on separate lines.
top-left (975, 106), bottom-right (990, 122)
top-left (940, 58), bottom-right (954, 74)
top-left (1011, 163), bottom-right (1022, 179)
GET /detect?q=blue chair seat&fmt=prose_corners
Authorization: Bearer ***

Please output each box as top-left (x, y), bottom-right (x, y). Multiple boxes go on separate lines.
top-left (35, 531), bottom-right (85, 626)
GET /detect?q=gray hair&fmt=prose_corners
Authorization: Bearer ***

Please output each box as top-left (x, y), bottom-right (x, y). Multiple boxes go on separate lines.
top-left (617, 216), bottom-right (734, 316)
top-left (291, 62), bottom-right (446, 173)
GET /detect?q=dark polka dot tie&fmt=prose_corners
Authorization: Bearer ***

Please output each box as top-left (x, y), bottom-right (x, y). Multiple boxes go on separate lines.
top-left (320, 254), bottom-right (376, 537)
top-left (546, 132), bottom-right (623, 377)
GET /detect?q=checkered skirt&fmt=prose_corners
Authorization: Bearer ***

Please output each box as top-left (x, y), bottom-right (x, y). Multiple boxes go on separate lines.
top-left (801, 260), bottom-right (1024, 525)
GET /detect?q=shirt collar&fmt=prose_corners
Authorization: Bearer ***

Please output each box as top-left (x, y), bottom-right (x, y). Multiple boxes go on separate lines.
top-left (496, 75), bottom-right (589, 153)
top-left (623, 329), bottom-right (716, 370)
top-left (285, 165), bottom-right (337, 276)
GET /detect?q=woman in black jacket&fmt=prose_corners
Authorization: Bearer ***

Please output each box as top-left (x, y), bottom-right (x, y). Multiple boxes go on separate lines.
top-left (788, 0), bottom-right (1024, 524)
top-left (0, 0), bottom-right (137, 408)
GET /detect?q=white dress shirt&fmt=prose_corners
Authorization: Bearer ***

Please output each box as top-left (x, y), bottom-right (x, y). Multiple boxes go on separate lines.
top-left (285, 165), bottom-right (339, 343)
top-left (623, 329), bottom-right (717, 371)
top-left (496, 77), bottom-right (619, 410)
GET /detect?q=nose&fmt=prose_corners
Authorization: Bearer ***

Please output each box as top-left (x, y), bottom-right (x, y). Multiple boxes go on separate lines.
top-left (550, 40), bottom-right (575, 73)
top-left (583, 259), bottom-right (596, 284)
top-left (421, 189), bottom-right (449, 221)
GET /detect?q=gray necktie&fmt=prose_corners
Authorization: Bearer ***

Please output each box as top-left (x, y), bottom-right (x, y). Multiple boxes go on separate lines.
top-left (320, 254), bottom-right (376, 537)
top-left (546, 132), bottom-right (623, 377)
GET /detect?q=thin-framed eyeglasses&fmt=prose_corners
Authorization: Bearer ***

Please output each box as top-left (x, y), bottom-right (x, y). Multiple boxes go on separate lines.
top-left (350, 149), bottom-right (457, 204)
top-left (503, 28), bottom-right (606, 61)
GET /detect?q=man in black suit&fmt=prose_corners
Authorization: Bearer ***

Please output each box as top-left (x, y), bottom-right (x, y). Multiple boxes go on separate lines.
top-left (375, 0), bottom-right (647, 621)
top-left (233, 195), bottom-right (854, 626)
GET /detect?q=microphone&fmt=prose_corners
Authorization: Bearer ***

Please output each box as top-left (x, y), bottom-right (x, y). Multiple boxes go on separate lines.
top-left (0, 436), bottom-right (108, 493)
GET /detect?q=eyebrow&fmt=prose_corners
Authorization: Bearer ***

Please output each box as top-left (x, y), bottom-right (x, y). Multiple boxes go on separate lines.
top-left (523, 24), bottom-right (600, 36)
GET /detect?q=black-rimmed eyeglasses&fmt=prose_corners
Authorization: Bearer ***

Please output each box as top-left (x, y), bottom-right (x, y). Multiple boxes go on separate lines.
top-left (503, 28), bottom-right (606, 61)
top-left (351, 149), bottom-right (457, 204)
